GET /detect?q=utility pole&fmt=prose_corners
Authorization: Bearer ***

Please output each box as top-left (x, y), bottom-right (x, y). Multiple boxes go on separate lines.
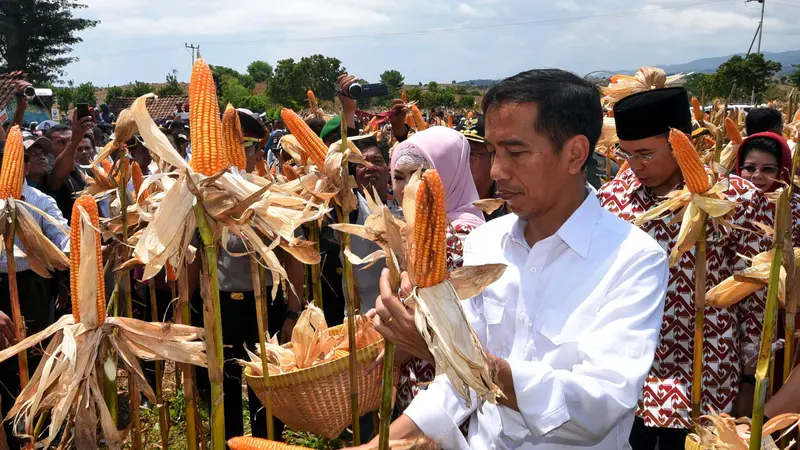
top-left (745, 0), bottom-right (766, 104)
top-left (185, 43), bottom-right (200, 66)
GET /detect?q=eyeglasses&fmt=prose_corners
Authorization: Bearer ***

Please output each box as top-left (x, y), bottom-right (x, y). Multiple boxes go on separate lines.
top-left (740, 164), bottom-right (779, 176)
top-left (615, 144), bottom-right (669, 165)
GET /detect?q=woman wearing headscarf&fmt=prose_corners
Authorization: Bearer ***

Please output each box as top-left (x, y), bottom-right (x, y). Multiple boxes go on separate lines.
top-left (388, 126), bottom-right (485, 411)
top-left (735, 131), bottom-right (800, 395)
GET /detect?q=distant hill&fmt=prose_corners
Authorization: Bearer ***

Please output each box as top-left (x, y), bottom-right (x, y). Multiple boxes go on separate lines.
top-left (459, 79), bottom-right (501, 87)
top-left (653, 49), bottom-right (800, 75)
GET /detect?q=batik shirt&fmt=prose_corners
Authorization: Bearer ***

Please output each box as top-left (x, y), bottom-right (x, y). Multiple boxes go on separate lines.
top-left (597, 169), bottom-right (771, 429)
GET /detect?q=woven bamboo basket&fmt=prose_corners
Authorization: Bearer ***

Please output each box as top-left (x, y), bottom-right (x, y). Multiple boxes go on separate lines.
top-left (245, 323), bottom-right (395, 439)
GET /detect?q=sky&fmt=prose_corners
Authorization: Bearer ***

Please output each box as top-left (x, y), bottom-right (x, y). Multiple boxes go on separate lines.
top-left (62, 0), bottom-right (800, 87)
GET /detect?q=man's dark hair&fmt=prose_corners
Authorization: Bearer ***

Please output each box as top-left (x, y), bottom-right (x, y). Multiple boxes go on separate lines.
top-left (305, 117), bottom-right (326, 137)
top-left (45, 124), bottom-right (71, 139)
top-left (746, 108), bottom-right (783, 136)
top-left (482, 69), bottom-right (602, 168)
top-left (354, 135), bottom-right (389, 163)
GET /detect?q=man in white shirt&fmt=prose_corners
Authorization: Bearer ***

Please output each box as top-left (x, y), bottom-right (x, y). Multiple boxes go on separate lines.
top-left (359, 69), bottom-right (670, 449)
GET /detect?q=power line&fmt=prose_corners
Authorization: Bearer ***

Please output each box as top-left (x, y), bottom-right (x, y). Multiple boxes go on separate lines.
top-left (78, 0), bottom-right (737, 61)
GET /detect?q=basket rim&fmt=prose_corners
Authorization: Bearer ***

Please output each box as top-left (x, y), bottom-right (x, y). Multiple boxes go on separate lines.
top-left (244, 323), bottom-right (384, 387)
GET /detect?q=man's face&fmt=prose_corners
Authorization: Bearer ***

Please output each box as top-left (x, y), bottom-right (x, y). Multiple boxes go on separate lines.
top-left (25, 144), bottom-right (49, 176)
top-left (244, 138), bottom-right (260, 173)
top-left (617, 135), bottom-right (679, 190)
top-left (468, 140), bottom-right (493, 198)
top-left (130, 145), bottom-right (152, 172)
top-left (49, 130), bottom-right (72, 155)
top-left (356, 147), bottom-right (389, 201)
top-left (486, 102), bottom-right (578, 220)
top-left (76, 138), bottom-right (94, 165)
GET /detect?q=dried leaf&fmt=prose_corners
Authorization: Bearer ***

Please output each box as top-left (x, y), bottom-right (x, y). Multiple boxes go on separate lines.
top-left (473, 198), bottom-right (506, 215)
top-left (292, 305), bottom-right (327, 369)
top-left (449, 264), bottom-right (507, 300)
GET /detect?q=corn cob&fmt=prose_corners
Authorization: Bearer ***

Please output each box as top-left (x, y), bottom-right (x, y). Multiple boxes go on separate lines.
top-left (725, 118), bottom-right (742, 145)
top-left (189, 58), bottom-right (228, 176)
top-left (703, 136), bottom-right (716, 149)
top-left (101, 159), bottom-right (112, 175)
top-left (412, 170), bottom-right (447, 288)
top-left (307, 90), bottom-right (317, 109)
top-left (226, 437), bottom-right (306, 450)
top-left (131, 161), bottom-right (143, 197)
top-left (222, 104), bottom-right (247, 170)
top-left (282, 162), bottom-right (299, 181)
top-left (401, 92), bottom-right (407, 103)
top-left (617, 160), bottom-right (630, 177)
top-left (410, 104), bottom-right (427, 131)
top-left (114, 158), bottom-right (130, 187)
top-left (70, 195), bottom-right (106, 325)
top-left (280, 108), bottom-right (327, 168)
top-left (670, 129), bottom-right (710, 194)
top-left (692, 97), bottom-right (704, 122)
top-left (166, 263), bottom-right (177, 282)
top-left (256, 159), bottom-right (268, 177)
top-left (0, 125), bottom-right (25, 199)
top-left (405, 112), bottom-right (415, 129)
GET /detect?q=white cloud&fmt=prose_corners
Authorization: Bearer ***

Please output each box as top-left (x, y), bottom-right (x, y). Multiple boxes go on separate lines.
top-left (457, 3), bottom-right (483, 17)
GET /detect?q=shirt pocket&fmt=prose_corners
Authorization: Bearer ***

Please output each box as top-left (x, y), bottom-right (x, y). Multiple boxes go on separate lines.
top-left (482, 296), bottom-right (506, 355)
top-left (533, 309), bottom-right (595, 367)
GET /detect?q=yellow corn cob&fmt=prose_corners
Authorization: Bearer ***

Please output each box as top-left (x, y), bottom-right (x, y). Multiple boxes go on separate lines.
top-left (114, 158), bottom-right (130, 188)
top-left (101, 159), bottom-right (112, 175)
top-left (131, 161), bottom-right (143, 197)
top-left (280, 108), bottom-right (327, 168)
top-left (0, 125), bottom-right (25, 199)
top-left (467, 111), bottom-right (474, 119)
top-left (411, 104), bottom-right (427, 131)
top-left (617, 160), bottom-right (630, 177)
top-left (222, 104), bottom-right (247, 170)
top-left (670, 129), bottom-right (709, 194)
top-left (70, 195), bottom-right (106, 325)
top-left (405, 112), bottom-right (415, 129)
top-left (256, 159), bottom-right (268, 177)
top-left (166, 263), bottom-right (177, 282)
top-left (724, 117), bottom-right (742, 145)
top-left (703, 136), bottom-right (716, 149)
top-left (226, 437), bottom-right (306, 450)
top-left (189, 58), bottom-right (228, 176)
top-left (307, 90), bottom-right (317, 109)
top-left (282, 162), bottom-right (299, 181)
top-left (691, 97), bottom-right (704, 122)
top-left (412, 170), bottom-right (447, 288)
top-left (447, 114), bottom-right (453, 128)
top-left (401, 92), bottom-right (408, 103)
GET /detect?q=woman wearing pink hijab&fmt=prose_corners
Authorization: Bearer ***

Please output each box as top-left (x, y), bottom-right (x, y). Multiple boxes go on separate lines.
top-left (388, 126), bottom-right (485, 412)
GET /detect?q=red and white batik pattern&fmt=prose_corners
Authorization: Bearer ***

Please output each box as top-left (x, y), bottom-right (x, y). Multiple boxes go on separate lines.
top-left (598, 169), bottom-right (771, 430)
top-left (397, 222), bottom-right (475, 413)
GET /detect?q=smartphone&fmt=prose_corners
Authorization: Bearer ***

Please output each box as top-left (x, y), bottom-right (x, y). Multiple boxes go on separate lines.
top-left (76, 103), bottom-right (90, 120)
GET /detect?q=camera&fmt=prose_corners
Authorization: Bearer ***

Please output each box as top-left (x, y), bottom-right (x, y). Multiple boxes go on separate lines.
top-left (337, 82), bottom-right (389, 100)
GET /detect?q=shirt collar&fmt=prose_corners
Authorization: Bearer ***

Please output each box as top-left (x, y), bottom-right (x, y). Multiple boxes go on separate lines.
top-left (504, 185), bottom-right (603, 259)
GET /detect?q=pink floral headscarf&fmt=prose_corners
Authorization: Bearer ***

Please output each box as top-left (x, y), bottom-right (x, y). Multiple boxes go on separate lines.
top-left (391, 127), bottom-right (485, 228)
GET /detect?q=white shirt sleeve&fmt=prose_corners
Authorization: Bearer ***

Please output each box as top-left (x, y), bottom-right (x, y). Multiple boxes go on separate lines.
top-left (500, 249), bottom-right (668, 445)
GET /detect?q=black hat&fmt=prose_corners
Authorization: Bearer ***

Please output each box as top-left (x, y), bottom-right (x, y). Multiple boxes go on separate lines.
top-left (236, 108), bottom-right (266, 140)
top-left (613, 87), bottom-right (692, 141)
top-left (459, 116), bottom-right (484, 144)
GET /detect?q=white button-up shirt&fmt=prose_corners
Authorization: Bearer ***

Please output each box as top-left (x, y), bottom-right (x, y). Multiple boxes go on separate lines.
top-left (404, 190), bottom-right (669, 449)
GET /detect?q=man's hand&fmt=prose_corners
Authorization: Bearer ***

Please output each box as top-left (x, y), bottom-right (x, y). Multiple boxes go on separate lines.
top-left (0, 311), bottom-right (16, 350)
top-left (70, 109), bottom-right (93, 144)
top-left (371, 269), bottom-right (432, 362)
top-left (336, 74), bottom-right (359, 129)
top-left (389, 99), bottom-right (409, 140)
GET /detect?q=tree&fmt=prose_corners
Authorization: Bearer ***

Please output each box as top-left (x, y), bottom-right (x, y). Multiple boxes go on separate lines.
top-left (157, 70), bottom-right (185, 96)
top-left (104, 85), bottom-right (124, 103)
top-left (380, 70), bottom-right (405, 89)
top-left (268, 55), bottom-right (345, 106)
top-left (122, 81), bottom-right (154, 98)
top-left (0, 0), bottom-right (98, 84)
top-left (714, 53), bottom-right (782, 102)
top-left (54, 86), bottom-right (75, 109)
top-left (247, 60), bottom-right (274, 83)
top-left (210, 65), bottom-right (255, 91)
top-left (457, 95), bottom-right (475, 109)
top-left (73, 82), bottom-right (96, 106)
top-left (789, 64), bottom-right (800, 88)
top-left (683, 73), bottom-right (718, 99)
top-left (427, 81), bottom-right (440, 92)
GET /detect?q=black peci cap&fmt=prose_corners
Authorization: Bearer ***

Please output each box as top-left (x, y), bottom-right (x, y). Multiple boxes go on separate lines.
top-left (613, 87), bottom-right (692, 141)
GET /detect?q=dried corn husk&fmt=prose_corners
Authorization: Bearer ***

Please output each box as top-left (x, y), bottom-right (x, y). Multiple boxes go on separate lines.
top-left (707, 248), bottom-right (800, 307)
top-left (292, 305), bottom-right (327, 369)
top-left (0, 198), bottom-right (69, 279)
top-left (473, 198), bottom-right (506, 215)
top-left (602, 67), bottom-right (688, 106)
top-left (688, 412), bottom-right (800, 449)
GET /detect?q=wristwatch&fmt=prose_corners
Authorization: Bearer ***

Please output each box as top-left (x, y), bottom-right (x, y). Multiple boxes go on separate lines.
top-left (286, 310), bottom-right (302, 321)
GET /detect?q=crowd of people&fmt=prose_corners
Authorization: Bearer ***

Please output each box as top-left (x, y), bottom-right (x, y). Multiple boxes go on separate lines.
top-left (0, 67), bottom-right (799, 450)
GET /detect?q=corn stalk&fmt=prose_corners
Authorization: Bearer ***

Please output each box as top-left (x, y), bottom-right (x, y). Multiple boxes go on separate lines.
top-left (103, 287), bottom-right (119, 427)
top-left (338, 115), bottom-right (360, 445)
top-left (749, 190), bottom-right (789, 450)
top-left (149, 280), bottom-right (170, 449)
top-left (193, 202), bottom-right (226, 450)
top-left (784, 132), bottom-right (800, 386)
top-left (308, 223), bottom-right (324, 310)
top-left (4, 208), bottom-right (28, 388)
top-left (249, 259), bottom-right (274, 440)
top-left (379, 258), bottom-right (401, 450)
top-left (178, 264), bottom-right (199, 450)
